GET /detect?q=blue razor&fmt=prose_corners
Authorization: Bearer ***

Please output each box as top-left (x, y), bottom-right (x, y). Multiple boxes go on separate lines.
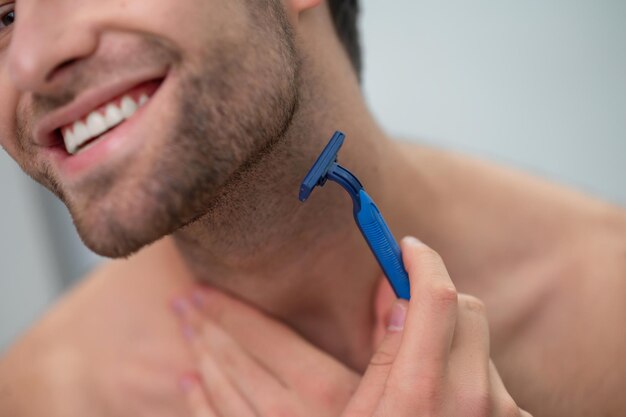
top-left (299, 131), bottom-right (411, 300)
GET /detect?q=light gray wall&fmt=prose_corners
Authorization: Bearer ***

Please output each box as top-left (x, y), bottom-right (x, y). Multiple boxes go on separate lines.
top-left (1, 0), bottom-right (625, 350)
top-left (0, 155), bottom-right (60, 349)
top-left (361, 0), bottom-right (626, 204)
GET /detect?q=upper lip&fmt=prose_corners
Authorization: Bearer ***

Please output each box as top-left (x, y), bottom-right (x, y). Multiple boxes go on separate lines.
top-left (33, 68), bottom-right (168, 147)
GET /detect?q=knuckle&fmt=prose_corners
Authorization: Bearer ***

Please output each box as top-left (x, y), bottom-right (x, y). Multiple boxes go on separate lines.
top-left (430, 283), bottom-right (458, 308)
top-left (501, 399), bottom-right (522, 417)
top-left (458, 294), bottom-right (487, 315)
top-left (369, 347), bottom-right (396, 368)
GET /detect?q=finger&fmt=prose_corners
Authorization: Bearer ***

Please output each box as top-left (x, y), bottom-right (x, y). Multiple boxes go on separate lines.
top-left (390, 237), bottom-right (458, 386)
top-left (488, 360), bottom-right (524, 417)
top-left (193, 344), bottom-right (258, 417)
top-left (180, 375), bottom-right (219, 417)
top-left (196, 318), bottom-right (294, 415)
top-left (449, 294), bottom-right (490, 358)
top-left (172, 296), bottom-right (205, 334)
top-left (448, 295), bottom-right (491, 415)
top-left (344, 300), bottom-right (408, 415)
top-left (192, 287), bottom-right (356, 388)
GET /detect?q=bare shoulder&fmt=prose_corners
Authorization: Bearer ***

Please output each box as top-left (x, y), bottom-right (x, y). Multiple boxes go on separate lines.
top-left (0, 239), bottom-right (195, 417)
top-left (0, 262), bottom-right (120, 417)
top-left (395, 138), bottom-right (626, 271)
top-left (396, 139), bottom-right (626, 415)
top-left (501, 208), bottom-right (626, 416)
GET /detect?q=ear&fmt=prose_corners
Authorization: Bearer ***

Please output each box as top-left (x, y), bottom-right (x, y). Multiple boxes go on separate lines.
top-left (289, 0), bottom-right (322, 13)
top-left (284, 0), bottom-right (322, 20)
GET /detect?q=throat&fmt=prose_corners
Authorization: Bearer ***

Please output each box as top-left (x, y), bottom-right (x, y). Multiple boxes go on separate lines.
top-left (172, 197), bottom-right (384, 369)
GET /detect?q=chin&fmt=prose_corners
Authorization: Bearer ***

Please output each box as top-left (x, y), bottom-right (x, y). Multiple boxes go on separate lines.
top-left (70, 193), bottom-right (186, 259)
top-left (73, 212), bottom-right (169, 259)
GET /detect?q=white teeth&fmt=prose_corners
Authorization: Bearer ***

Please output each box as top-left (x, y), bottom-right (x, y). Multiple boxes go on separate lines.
top-left (64, 129), bottom-right (78, 155)
top-left (86, 113), bottom-right (108, 138)
top-left (104, 104), bottom-right (124, 127)
top-left (61, 93), bottom-right (150, 155)
top-left (73, 122), bottom-right (90, 146)
top-left (120, 96), bottom-right (138, 119)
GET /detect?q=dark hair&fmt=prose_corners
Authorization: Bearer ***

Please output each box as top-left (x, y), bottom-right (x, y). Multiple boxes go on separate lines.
top-left (327, 0), bottom-right (362, 80)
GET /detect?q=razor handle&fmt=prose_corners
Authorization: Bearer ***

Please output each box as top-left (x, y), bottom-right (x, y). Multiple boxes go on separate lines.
top-left (355, 190), bottom-right (411, 300)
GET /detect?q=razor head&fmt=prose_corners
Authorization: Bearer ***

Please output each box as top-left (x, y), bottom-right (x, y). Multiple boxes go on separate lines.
top-left (299, 131), bottom-right (345, 202)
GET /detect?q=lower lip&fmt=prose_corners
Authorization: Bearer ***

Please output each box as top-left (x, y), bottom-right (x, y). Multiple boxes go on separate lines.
top-left (46, 84), bottom-right (163, 179)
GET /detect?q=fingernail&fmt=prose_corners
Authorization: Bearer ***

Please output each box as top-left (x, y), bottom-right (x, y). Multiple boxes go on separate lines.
top-left (387, 301), bottom-right (407, 332)
top-left (172, 298), bottom-right (190, 316)
top-left (402, 236), bottom-right (424, 247)
top-left (178, 375), bottom-right (196, 393)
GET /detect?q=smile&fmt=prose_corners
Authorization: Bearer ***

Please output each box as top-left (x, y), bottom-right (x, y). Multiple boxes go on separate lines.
top-left (33, 70), bottom-right (167, 156)
top-left (59, 82), bottom-right (158, 155)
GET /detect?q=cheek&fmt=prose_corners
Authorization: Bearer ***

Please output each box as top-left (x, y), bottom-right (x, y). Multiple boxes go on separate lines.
top-left (105, 0), bottom-right (252, 59)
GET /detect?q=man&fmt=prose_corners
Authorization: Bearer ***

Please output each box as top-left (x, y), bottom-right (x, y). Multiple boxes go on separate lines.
top-left (0, 0), bottom-right (624, 416)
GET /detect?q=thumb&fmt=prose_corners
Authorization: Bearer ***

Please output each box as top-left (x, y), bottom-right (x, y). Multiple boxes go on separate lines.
top-left (342, 300), bottom-right (408, 416)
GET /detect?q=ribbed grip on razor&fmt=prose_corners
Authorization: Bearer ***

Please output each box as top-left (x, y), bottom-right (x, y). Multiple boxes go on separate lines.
top-left (356, 190), bottom-right (411, 300)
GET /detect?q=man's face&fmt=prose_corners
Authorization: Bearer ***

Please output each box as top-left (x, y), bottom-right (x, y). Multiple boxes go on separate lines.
top-left (0, 0), bottom-right (299, 257)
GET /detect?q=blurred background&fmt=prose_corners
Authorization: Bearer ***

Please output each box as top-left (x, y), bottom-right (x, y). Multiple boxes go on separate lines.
top-left (1, 0), bottom-right (625, 350)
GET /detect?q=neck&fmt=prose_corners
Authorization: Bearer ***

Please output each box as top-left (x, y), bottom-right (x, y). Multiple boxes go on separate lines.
top-left (172, 31), bottom-right (413, 370)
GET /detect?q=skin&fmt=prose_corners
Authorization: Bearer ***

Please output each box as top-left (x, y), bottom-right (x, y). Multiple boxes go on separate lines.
top-left (2, 0), bottom-right (301, 258)
top-left (0, 0), bottom-right (625, 416)
top-left (176, 238), bottom-right (533, 417)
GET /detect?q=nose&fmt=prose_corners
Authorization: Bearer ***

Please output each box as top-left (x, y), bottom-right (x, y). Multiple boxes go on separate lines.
top-left (7, 1), bottom-right (99, 93)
